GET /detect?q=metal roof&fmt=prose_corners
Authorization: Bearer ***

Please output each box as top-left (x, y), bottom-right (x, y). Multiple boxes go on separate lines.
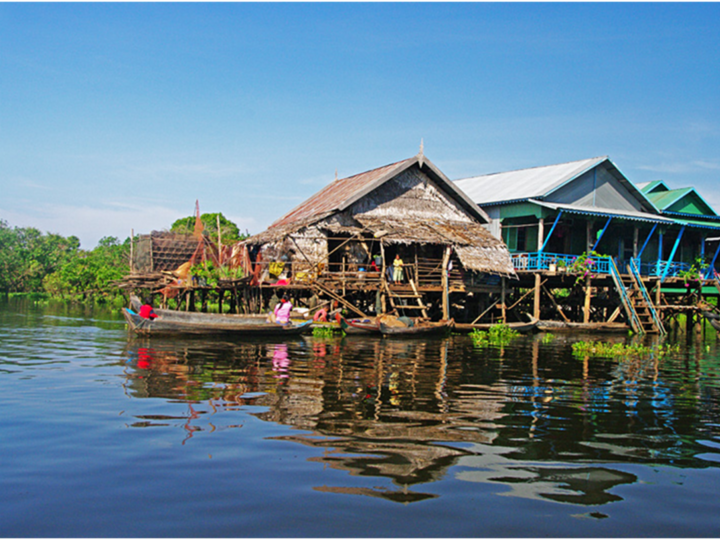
top-left (528, 200), bottom-right (674, 224)
top-left (644, 186), bottom-right (718, 217)
top-left (454, 156), bottom-right (608, 205)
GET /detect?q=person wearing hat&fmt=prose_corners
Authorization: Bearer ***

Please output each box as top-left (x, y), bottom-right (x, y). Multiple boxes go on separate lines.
top-left (273, 294), bottom-right (293, 325)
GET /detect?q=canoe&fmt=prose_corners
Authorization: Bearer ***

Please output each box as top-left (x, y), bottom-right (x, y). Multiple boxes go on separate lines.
top-left (454, 316), bottom-right (539, 334)
top-left (123, 307), bottom-right (313, 337)
top-left (379, 319), bottom-right (454, 337)
top-left (338, 316), bottom-right (381, 335)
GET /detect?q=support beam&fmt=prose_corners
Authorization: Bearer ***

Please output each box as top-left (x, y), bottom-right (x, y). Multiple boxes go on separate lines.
top-left (501, 277), bottom-right (507, 323)
top-left (661, 226), bottom-right (686, 282)
top-left (638, 223), bottom-right (657, 259)
top-left (709, 241), bottom-right (720, 278)
top-left (539, 211), bottom-right (563, 253)
top-left (533, 273), bottom-right (541, 320)
top-left (583, 278), bottom-right (592, 324)
top-left (591, 217), bottom-right (612, 252)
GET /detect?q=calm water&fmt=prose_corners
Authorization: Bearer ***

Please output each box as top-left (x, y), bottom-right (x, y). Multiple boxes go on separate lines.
top-left (2, 299), bottom-right (720, 537)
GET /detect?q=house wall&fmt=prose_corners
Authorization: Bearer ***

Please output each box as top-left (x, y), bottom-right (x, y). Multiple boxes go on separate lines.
top-left (350, 167), bottom-right (473, 223)
top-left (547, 165), bottom-right (646, 212)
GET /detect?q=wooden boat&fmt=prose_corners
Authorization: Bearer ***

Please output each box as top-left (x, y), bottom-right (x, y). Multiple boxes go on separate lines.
top-left (702, 311), bottom-right (720, 332)
top-left (535, 320), bottom-right (629, 333)
top-left (454, 316), bottom-right (539, 334)
top-left (123, 303), bottom-right (313, 337)
top-left (338, 316), bottom-right (381, 335)
top-left (379, 319), bottom-right (454, 337)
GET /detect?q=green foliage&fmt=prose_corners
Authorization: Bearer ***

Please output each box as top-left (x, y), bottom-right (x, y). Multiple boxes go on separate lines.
top-left (170, 212), bottom-right (246, 243)
top-left (0, 220), bottom-right (80, 293)
top-left (677, 257), bottom-right (709, 285)
top-left (541, 333), bottom-right (555, 344)
top-left (43, 236), bottom-right (129, 302)
top-left (571, 340), bottom-right (680, 359)
top-left (470, 324), bottom-right (520, 347)
top-left (312, 325), bottom-right (339, 338)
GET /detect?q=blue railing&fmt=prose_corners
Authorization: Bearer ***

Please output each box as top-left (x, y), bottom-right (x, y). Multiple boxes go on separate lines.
top-left (629, 258), bottom-right (665, 334)
top-left (511, 252), bottom-right (611, 274)
top-left (607, 256), bottom-right (642, 333)
top-left (512, 252), bottom-right (691, 277)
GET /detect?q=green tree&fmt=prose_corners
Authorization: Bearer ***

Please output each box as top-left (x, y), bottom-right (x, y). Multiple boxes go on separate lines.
top-left (43, 236), bottom-right (129, 301)
top-left (170, 212), bottom-right (245, 243)
top-left (0, 220), bottom-right (79, 293)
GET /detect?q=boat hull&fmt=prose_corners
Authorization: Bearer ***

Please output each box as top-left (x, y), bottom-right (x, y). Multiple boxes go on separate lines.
top-left (339, 316), bottom-right (381, 334)
top-left (454, 317), bottom-right (538, 334)
top-left (379, 320), bottom-right (453, 337)
top-left (123, 308), bottom-right (313, 337)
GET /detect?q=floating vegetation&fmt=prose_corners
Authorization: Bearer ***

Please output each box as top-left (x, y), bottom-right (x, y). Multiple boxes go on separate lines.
top-left (312, 325), bottom-right (340, 338)
top-left (470, 324), bottom-right (520, 347)
top-left (541, 333), bottom-right (555, 344)
top-left (572, 340), bottom-right (680, 359)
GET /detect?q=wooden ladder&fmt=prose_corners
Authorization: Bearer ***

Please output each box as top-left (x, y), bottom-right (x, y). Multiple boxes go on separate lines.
top-left (384, 281), bottom-right (428, 318)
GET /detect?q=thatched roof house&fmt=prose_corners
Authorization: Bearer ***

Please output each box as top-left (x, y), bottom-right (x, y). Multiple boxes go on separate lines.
top-left (245, 152), bottom-right (515, 281)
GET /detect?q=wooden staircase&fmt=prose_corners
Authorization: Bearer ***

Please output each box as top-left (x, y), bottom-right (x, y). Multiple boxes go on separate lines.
top-left (384, 280), bottom-right (428, 318)
top-left (608, 258), bottom-right (665, 335)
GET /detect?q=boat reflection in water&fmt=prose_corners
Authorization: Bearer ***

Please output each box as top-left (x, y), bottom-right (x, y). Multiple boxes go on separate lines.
top-left (121, 333), bottom-right (713, 507)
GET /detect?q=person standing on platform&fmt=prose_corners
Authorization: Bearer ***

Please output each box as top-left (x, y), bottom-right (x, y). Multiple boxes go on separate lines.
top-left (393, 254), bottom-right (404, 283)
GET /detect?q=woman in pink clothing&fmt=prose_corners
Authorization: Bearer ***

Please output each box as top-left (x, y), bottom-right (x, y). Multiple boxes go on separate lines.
top-left (273, 295), bottom-right (293, 324)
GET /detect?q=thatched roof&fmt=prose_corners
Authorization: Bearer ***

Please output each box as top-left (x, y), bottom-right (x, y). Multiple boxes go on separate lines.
top-left (246, 153), bottom-right (515, 276)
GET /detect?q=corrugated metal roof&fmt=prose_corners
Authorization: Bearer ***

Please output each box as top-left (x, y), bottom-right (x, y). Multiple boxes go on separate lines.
top-left (269, 158), bottom-right (415, 230)
top-left (454, 156), bottom-right (607, 205)
top-left (529, 200), bottom-right (674, 224)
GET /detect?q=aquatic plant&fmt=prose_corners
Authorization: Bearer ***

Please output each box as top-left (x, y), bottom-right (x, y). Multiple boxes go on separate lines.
top-left (540, 333), bottom-right (555, 344)
top-left (572, 340), bottom-right (680, 359)
top-left (312, 325), bottom-right (339, 338)
top-left (470, 323), bottom-right (520, 347)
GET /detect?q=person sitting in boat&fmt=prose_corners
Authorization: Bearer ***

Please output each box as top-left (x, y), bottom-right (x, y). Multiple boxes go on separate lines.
top-left (139, 299), bottom-right (158, 320)
top-left (273, 295), bottom-right (293, 325)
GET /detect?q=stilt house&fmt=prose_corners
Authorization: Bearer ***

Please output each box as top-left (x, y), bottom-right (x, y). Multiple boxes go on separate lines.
top-left (244, 152), bottom-right (515, 320)
top-left (455, 156), bottom-right (720, 279)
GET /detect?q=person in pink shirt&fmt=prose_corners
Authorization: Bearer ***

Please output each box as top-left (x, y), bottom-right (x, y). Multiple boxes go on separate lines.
top-left (273, 295), bottom-right (293, 325)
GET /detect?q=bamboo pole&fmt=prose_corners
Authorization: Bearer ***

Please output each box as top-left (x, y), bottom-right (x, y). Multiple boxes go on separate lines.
top-left (533, 273), bottom-right (541, 320)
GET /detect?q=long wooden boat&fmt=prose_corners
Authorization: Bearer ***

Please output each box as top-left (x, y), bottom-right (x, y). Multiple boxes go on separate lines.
top-left (379, 319), bottom-right (454, 337)
top-left (454, 317), bottom-right (539, 334)
top-left (535, 320), bottom-right (629, 333)
top-left (338, 316), bottom-right (381, 335)
top-left (123, 306), bottom-right (313, 337)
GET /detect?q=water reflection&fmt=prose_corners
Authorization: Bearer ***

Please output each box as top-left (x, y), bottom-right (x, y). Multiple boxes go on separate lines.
top-left (120, 333), bottom-right (720, 506)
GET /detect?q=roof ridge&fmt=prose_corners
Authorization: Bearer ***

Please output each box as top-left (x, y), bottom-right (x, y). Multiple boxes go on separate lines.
top-left (457, 156), bottom-right (607, 181)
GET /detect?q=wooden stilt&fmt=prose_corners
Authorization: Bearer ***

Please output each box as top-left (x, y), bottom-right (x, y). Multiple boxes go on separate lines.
top-left (501, 277), bottom-right (507, 323)
top-left (533, 273), bottom-right (541, 320)
top-left (583, 278), bottom-right (592, 324)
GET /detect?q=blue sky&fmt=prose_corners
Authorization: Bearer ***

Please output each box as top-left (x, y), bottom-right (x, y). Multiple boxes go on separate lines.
top-left (1, 2), bottom-right (719, 248)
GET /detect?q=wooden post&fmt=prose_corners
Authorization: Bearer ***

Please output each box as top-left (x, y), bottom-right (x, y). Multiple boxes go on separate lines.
top-left (583, 278), bottom-right (592, 323)
top-left (501, 277), bottom-right (507, 323)
top-left (533, 273), bottom-right (541, 320)
top-left (441, 247), bottom-right (451, 320)
top-left (537, 218), bottom-right (545, 251)
top-left (633, 226), bottom-right (639, 258)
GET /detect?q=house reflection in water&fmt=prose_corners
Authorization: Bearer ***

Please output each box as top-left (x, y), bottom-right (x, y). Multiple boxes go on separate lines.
top-left (121, 336), bottom-right (643, 506)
